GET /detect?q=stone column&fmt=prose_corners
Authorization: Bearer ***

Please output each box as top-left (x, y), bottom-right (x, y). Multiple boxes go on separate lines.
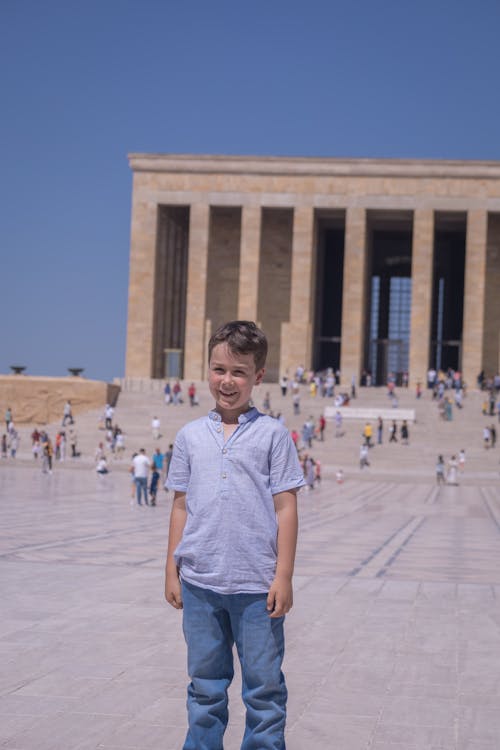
top-left (280, 206), bottom-right (315, 377)
top-left (184, 203), bottom-right (210, 380)
top-left (340, 207), bottom-right (367, 385)
top-left (409, 209), bottom-right (434, 386)
top-left (238, 206), bottom-right (261, 321)
top-left (462, 209), bottom-right (488, 388)
top-left (125, 193), bottom-right (158, 378)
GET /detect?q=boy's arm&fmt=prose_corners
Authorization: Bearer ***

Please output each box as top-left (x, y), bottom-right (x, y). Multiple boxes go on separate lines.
top-left (165, 491), bottom-right (187, 609)
top-left (267, 489), bottom-right (298, 618)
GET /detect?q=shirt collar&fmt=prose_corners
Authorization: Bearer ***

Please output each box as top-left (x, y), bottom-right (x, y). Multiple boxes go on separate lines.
top-left (208, 407), bottom-right (259, 425)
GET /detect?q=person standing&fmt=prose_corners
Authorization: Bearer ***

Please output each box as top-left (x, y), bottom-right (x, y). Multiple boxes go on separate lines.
top-left (363, 422), bottom-right (373, 447)
top-left (153, 447), bottom-right (164, 475)
top-left (172, 380), bottom-right (182, 405)
top-left (335, 410), bottom-right (343, 438)
top-left (164, 443), bottom-right (174, 482)
top-left (389, 420), bottom-right (398, 443)
top-left (318, 414), bottom-right (326, 442)
top-left (436, 455), bottom-right (445, 485)
top-left (132, 448), bottom-right (151, 505)
top-left (105, 404), bottom-right (114, 429)
top-left (279, 375), bottom-right (288, 397)
top-left (490, 424), bottom-right (497, 449)
top-left (359, 443), bottom-right (370, 469)
top-left (447, 455), bottom-right (459, 485)
top-left (188, 382), bottom-right (197, 406)
top-left (164, 381), bottom-right (171, 405)
top-left (164, 320), bottom-right (304, 749)
top-left (401, 420), bottom-right (409, 445)
top-left (62, 400), bottom-right (73, 426)
top-left (152, 416), bottom-right (161, 441)
top-left (483, 426), bottom-right (491, 449)
top-left (69, 426), bottom-right (78, 458)
top-left (377, 416), bottom-right (383, 445)
top-left (458, 449), bottom-right (466, 472)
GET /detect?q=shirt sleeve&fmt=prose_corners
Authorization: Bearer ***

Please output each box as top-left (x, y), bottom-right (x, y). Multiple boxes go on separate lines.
top-left (166, 429), bottom-right (191, 492)
top-left (270, 429), bottom-right (306, 495)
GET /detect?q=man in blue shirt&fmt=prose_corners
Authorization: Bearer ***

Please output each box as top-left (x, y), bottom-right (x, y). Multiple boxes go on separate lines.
top-left (165, 321), bottom-right (304, 750)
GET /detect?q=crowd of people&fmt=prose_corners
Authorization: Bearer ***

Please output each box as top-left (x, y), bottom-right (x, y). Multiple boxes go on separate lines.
top-left (3, 363), bottom-right (500, 489)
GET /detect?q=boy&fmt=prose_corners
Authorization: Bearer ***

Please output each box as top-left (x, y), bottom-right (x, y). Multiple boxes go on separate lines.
top-left (165, 320), bottom-right (304, 750)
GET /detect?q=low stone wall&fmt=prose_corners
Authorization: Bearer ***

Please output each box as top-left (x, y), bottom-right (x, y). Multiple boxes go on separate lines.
top-left (0, 376), bottom-right (120, 425)
top-left (324, 406), bottom-right (416, 422)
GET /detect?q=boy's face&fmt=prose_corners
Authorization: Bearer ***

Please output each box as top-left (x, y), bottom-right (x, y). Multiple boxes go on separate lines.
top-left (208, 343), bottom-right (264, 418)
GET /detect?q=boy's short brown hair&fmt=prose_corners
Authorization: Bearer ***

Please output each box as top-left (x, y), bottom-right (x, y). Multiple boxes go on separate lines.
top-left (208, 321), bottom-right (268, 371)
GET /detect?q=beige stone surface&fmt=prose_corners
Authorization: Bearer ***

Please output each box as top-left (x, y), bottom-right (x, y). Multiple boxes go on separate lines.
top-left (463, 210), bottom-right (488, 387)
top-left (409, 209), bottom-right (434, 385)
top-left (0, 376), bottom-right (119, 425)
top-left (205, 207), bottom-right (241, 332)
top-left (183, 203), bottom-right (210, 380)
top-left (126, 155), bottom-right (500, 382)
top-left (340, 207), bottom-right (368, 383)
top-left (125, 191), bottom-right (158, 377)
top-left (237, 206), bottom-right (261, 321)
top-left (257, 208), bottom-right (293, 381)
top-left (484, 213), bottom-right (500, 375)
top-left (279, 206), bottom-right (315, 377)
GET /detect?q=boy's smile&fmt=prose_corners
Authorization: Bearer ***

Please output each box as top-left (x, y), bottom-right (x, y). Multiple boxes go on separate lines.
top-left (208, 343), bottom-right (264, 421)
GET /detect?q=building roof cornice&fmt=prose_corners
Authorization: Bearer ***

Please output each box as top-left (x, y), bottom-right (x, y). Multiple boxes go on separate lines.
top-left (128, 153), bottom-right (500, 180)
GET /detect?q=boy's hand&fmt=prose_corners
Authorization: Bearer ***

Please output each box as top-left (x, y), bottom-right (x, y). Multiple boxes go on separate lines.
top-left (266, 575), bottom-right (293, 618)
top-left (165, 569), bottom-right (183, 609)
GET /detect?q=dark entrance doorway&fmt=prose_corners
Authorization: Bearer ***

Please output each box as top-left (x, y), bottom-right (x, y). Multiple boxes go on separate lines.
top-left (366, 215), bottom-right (413, 385)
top-left (152, 206), bottom-right (190, 378)
top-left (430, 213), bottom-right (466, 373)
top-left (313, 214), bottom-right (345, 372)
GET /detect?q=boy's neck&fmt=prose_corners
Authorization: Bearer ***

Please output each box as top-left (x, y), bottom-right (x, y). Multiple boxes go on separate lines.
top-left (215, 402), bottom-right (252, 424)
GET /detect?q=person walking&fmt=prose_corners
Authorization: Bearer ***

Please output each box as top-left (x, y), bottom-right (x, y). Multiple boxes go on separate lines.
top-left (318, 414), bottom-right (326, 442)
top-left (152, 416), bottom-right (161, 441)
top-left (377, 416), bottom-right (383, 444)
top-left (188, 382), bottom-right (197, 406)
top-left (359, 443), bottom-right (370, 469)
top-left (490, 424), bottom-right (497, 448)
top-left (335, 410), bottom-right (343, 438)
top-left (132, 448), bottom-right (151, 505)
top-left (389, 420), bottom-right (398, 443)
top-left (436, 455), bottom-right (445, 485)
top-left (401, 420), bottom-right (409, 445)
top-left (447, 455), bottom-right (459, 485)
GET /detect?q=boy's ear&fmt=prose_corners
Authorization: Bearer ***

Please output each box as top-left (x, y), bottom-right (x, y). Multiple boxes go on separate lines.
top-left (255, 367), bottom-right (265, 385)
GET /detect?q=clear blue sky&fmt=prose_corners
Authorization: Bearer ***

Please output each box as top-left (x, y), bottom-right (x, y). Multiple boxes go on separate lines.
top-left (2, 0), bottom-right (499, 382)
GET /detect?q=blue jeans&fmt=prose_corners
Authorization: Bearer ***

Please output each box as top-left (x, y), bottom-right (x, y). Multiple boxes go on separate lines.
top-left (181, 581), bottom-right (287, 750)
top-left (135, 476), bottom-right (148, 504)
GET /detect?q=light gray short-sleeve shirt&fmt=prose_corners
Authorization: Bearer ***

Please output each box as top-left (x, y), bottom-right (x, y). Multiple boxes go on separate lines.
top-left (167, 407), bottom-right (305, 594)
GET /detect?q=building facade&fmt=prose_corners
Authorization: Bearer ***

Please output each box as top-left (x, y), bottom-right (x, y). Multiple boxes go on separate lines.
top-left (126, 154), bottom-right (500, 386)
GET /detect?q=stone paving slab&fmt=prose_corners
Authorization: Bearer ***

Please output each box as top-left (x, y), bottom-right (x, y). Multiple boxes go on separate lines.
top-left (1, 383), bottom-right (500, 749)
top-left (1, 462), bottom-right (500, 749)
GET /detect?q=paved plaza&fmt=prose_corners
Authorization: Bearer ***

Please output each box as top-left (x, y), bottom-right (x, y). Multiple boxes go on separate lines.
top-left (1, 384), bottom-right (500, 749)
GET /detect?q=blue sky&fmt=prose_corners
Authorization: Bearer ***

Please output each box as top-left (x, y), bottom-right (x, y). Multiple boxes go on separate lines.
top-left (1, 0), bottom-right (499, 381)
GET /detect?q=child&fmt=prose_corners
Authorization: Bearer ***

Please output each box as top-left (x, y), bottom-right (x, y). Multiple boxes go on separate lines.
top-left (149, 467), bottom-right (160, 506)
top-left (165, 320), bottom-right (305, 749)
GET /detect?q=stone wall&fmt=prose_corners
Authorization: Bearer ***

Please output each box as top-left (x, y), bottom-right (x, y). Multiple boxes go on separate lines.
top-left (0, 377), bottom-right (120, 425)
top-left (205, 207), bottom-right (241, 335)
top-left (484, 213), bottom-right (500, 375)
top-left (258, 209), bottom-right (293, 381)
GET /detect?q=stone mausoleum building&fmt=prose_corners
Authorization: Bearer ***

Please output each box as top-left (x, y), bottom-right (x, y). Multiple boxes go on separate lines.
top-left (125, 154), bottom-right (500, 387)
